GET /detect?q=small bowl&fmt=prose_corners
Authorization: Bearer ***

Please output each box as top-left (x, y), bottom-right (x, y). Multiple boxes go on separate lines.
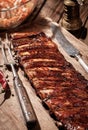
top-left (0, 0), bottom-right (38, 30)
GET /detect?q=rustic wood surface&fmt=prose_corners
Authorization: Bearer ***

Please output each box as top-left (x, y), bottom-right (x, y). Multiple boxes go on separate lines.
top-left (0, 17), bottom-right (88, 130)
top-left (35, 0), bottom-right (88, 45)
top-left (0, 1), bottom-right (88, 130)
top-left (0, 0), bottom-right (88, 44)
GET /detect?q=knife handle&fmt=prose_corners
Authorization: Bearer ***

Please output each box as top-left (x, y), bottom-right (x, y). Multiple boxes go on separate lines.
top-left (75, 55), bottom-right (88, 73)
top-left (14, 76), bottom-right (37, 126)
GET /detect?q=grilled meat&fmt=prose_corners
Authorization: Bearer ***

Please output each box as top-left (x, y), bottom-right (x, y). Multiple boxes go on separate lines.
top-left (11, 32), bottom-right (88, 130)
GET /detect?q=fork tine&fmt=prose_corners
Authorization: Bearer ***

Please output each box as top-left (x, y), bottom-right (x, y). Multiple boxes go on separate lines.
top-left (5, 33), bottom-right (15, 64)
top-left (5, 33), bottom-right (10, 44)
top-left (0, 38), bottom-right (8, 65)
top-left (1, 36), bottom-right (38, 125)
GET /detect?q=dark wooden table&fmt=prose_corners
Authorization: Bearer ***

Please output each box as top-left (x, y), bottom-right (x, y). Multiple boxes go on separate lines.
top-left (34, 0), bottom-right (88, 45)
top-left (1, 0), bottom-right (88, 45)
top-left (0, 1), bottom-right (88, 130)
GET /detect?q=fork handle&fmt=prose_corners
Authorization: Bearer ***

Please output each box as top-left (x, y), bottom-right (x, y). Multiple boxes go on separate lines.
top-left (14, 76), bottom-right (37, 126)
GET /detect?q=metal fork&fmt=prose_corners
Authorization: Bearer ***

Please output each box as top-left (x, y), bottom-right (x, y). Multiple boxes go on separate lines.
top-left (1, 34), bottom-right (37, 127)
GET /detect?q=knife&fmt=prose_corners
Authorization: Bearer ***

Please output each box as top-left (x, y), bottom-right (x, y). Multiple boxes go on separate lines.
top-left (47, 18), bottom-right (88, 73)
top-left (77, 0), bottom-right (84, 5)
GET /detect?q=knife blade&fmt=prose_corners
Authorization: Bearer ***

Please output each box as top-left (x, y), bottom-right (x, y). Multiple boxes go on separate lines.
top-left (47, 18), bottom-right (88, 73)
top-left (77, 0), bottom-right (84, 5)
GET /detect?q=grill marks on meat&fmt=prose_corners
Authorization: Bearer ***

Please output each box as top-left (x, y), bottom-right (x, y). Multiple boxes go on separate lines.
top-left (12, 33), bottom-right (57, 52)
top-left (23, 60), bottom-right (66, 69)
top-left (11, 32), bottom-right (88, 130)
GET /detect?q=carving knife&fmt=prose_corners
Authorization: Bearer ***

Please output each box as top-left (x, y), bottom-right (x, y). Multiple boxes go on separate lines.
top-left (47, 18), bottom-right (88, 72)
top-left (77, 0), bottom-right (84, 5)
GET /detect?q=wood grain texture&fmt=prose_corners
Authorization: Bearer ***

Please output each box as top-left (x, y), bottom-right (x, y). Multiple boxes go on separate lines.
top-left (0, 18), bottom-right (88, 130)
top-left (35, 0), bottom-right (88, 45)
top-left (0, 1), bottom-right (88, 129)
top-left (38, 0), bottom-right (64, 22)
top-left (0, 52), bottom-right (58, 130)
top-left (0, 0), bottom-right (88, 45)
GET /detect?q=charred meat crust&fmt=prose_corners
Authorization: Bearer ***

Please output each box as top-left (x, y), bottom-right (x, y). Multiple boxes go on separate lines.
top-left (11, 32), bottom-right (88, 130)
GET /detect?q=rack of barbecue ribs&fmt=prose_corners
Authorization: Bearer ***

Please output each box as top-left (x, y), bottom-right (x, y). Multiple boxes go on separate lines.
top-left (11, 32), bottom-right (88, 130)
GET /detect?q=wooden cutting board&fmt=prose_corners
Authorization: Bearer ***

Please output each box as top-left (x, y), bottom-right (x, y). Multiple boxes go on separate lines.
top-left (0, 17), bottom-right (88, 130)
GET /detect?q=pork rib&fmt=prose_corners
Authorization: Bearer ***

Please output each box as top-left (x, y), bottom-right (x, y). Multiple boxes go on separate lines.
top-left (11, 32), bottom-right (88, 130)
